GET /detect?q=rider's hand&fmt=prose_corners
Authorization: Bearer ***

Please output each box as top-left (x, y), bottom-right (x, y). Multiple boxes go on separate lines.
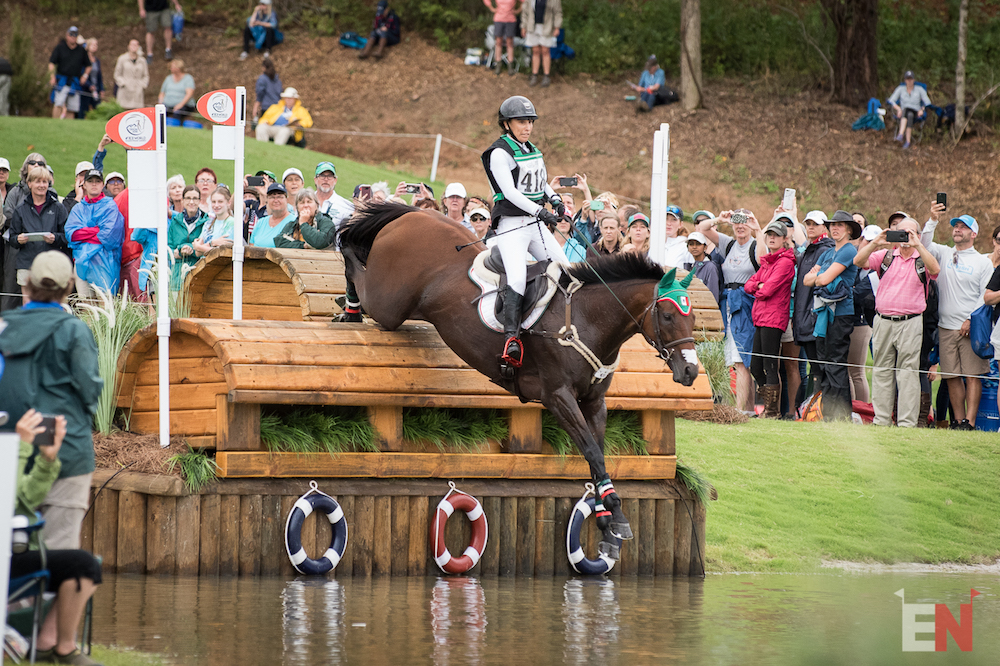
top-left (551, 197), bottom-right (566, 219)
top-left (538, 208), bottom-right (561, 229)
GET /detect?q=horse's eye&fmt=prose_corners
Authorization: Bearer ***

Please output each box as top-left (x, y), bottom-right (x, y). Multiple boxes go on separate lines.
top-left (661, 313), bottom-right (673, 324)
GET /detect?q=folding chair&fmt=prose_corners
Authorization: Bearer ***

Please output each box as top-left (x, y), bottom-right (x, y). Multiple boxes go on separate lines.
top-left (6, 517), bottom-right (48, 665)
top-left (483, 24), bottom-right (527, 73)
top-left (886, 81), bottom-right (931, 143)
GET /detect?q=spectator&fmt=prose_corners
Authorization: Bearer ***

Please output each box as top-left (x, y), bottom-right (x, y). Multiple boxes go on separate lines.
top-left (255, 169), bottom-right (277, 188)
top-left (586, 211), bottom-right (623, 259)
top-left (683, 231), bottom-right (720, 304)
top-left (256, 87), bottom-right (313, 146)
top-left (921, 205), bottom-right (993, 429)
top-left (790, 210), bottom-right (833, 404)
top-left (241, 0), bottom-right (283, 61)
top-left (166, 173), bottom-right (185, 215)
top-left (989, 223), bottom-right (1000, 269)
top-left (621, 212), bottom-right (650, 254)
top-left (467, 205), bottom-right (491, 240)
top-left (240, 186), bottom-right (261, 241)
top-left (464, 195), bottom-right (492, 217)
top-left (485, 0), bottom-right (521, 76)
top-left (48, 26), bottom-right (91, 120)
top-left (282, 167), bottom-right (304, 198)
top-left (252, 57), bottom-right (282, 122)
top-left (4, 155), bottom-right (52, 310)
top-left (61, 160), bottom-right (95, 215)
top-left (521, 0), bottom-right (561, 87)
top-left (66, 170), bottom-right (125, 297)
top-left (358, 0), bottom-right (401, 60)
top-left (131, 222), bottom-right (158, 296)
top-left (113, 187), bottom-right (146, 301)
top-left (414, 196), bottom-right (440, 212)
top-left (193, 186), bottom-right (235, 256)
top-left (105, 172), bottom-right (126, 198)
top-left (275, 189), bottom-right (336, 250)
top-left (10, 409), bottom-right (103, 666)
top-left (167, 184), bottom-right (207, 289)
top-left (139, 0), bottom-right (182, 64)
top-left (76, 38), bottom-right (104, 119)
top-left (744, 221), bottom-right (796, 418)
top-left (158, 59), bottom-right (195, 120)
top-left (847, 213), bottom-right (875, 405)
top-left (854, 218), bottom-right (940, 427)
top-left (660, 204), bottom-right (693, 268)
top-left (114, 39), bottom-right (149, 109)
top-left (802, 210), bottom-right (861, 421)
top-left (617, 204), bottom-right (640, 234)
top-left (194, 167), bottom-right (217, 214)
top-left (574, 199), bottom-right (605, 245)
top-left (0, 56), bottom-right (11, 115)
top-left (8, 166), bottom-right (68, 302)
top-left (249, 183), bottom-right (296, 248)
top-left (888, 71), bottom-right (931, 150)
top-left (554, 213), bottom-right (586, 261)
top-left (0, 157), bottom-right (10, 225)
top-left (371, 181), bottom-right (390, 203)
top-left (631, 55), bottom-right (679, 112)
top-left (442, 182), bottom-right (474, 232)
top-left (0, 250), bottom-right (104, 551)
top-left (314, 162), bottom-right (355, 231)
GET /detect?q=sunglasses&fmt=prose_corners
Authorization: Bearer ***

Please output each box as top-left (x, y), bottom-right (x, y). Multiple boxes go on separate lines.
top-left (27, 160), bottom-right (45, 167)
top-left (470, 215), bottom-right (487, 222)
top-left (183, 196), bottom-right (201, 201)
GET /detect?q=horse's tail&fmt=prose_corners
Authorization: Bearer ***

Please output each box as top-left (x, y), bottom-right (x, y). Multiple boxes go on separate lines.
top-left (337, 201), bottom-right (418, 266)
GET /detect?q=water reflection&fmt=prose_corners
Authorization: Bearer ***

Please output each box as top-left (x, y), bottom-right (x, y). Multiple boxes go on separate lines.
top-left (562, 578), bottom-right (620, 664)
top-left (430, 577), bottom-right (487, 665)
top-left (281, 579), bottom-right (344, 665)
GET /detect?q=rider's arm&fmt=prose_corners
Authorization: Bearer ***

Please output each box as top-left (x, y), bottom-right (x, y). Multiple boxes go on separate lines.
top-left (489, 148), bottom-right (542, 217)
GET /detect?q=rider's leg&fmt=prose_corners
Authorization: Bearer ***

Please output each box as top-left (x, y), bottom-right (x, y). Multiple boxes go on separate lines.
top-left (527, 220), bottom-right (570, 266)
top-left (495, 217), bottom-right (531, 363)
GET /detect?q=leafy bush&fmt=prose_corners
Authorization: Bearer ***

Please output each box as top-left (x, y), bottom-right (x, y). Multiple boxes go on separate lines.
top-left (7, 9), bottom-right (47, 116)
top-left (85, 100), bottom-right (125, 122)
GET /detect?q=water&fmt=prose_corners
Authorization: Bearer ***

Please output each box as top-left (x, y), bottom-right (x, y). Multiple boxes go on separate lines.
top-left (92, 573), bottom-right (999, 665)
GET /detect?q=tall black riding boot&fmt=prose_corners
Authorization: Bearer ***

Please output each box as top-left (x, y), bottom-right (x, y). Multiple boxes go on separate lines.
top-left (500, 286), bottom-right (524, 372)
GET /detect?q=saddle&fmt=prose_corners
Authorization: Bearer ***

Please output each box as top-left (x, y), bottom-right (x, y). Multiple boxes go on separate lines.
top-left (469, 247), bottom-right (564, 332)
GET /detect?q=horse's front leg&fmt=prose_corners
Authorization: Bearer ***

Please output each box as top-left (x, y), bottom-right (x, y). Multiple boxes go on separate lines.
top-left (579, 392), bottom-right (633, 548)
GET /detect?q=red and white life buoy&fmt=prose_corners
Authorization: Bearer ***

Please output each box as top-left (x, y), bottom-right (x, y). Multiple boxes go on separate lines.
top-left (431, 482), bottom-right (488, 574)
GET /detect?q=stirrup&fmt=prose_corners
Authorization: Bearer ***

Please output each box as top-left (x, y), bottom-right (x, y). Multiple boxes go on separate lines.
top-left (501, 336), bottom-right (523, 367)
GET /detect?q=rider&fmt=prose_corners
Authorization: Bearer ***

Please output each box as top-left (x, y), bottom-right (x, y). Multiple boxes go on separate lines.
top-left (481, 95), bottom-right (568, 371)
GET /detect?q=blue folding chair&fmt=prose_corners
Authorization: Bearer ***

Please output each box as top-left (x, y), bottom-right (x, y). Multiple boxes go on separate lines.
top-left (6, 516), bottom-right (48, 665)
top-left (886, 81), bottom-right (931, 143)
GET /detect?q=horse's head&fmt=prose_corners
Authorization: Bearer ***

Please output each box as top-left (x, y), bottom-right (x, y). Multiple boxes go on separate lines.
top-left (640, 268), bottom-right (699, 386)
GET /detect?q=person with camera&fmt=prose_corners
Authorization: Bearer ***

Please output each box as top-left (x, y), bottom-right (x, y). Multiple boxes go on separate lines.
top-left (0, 252), bottom-right (103, 553)
top-left (921, 204), bottom-right (993, 429)
top-left (854, 217), bottom-right (939, 427)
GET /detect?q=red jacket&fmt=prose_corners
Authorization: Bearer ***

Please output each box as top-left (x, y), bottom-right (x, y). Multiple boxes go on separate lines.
top-left (744, 247), bottom-right (796, 330)
top-left (115, 189), bottom-right (143, 264)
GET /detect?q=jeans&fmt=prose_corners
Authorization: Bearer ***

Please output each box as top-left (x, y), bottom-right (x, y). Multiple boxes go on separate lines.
top-left (640, 87), bottom-right (679, 110)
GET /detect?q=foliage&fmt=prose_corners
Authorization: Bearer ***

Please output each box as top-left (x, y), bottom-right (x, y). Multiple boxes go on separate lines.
top-left (76, 289), bottom-right (155, 434)
top-left (675, 458), bottom-right (712, 507)
top-left (7, 9), bottom-right (47, 116)
top-left (401, 408), bottom-right (507, 450)
top-left (541, 410), bottom-right (648, 456)
top-left (696, 338), bottom-right (734, 405)
top-left (165, 445), bottom-right (219, 493)
top-left (261, 407), bottom-right (377, 454)
top-left (85, 99), bottom-right (126, 122)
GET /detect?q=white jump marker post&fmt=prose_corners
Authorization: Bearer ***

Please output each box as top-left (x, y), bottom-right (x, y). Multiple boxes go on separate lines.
top-left (0, 433), bottom-right (19, 631)
top-left (648, 123), bottom-right (670, 266)
top-left (198, 87), bottom-right (246, 320)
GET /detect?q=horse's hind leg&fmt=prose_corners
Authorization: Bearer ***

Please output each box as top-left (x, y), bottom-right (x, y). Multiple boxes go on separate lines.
top-left (579, 394), bottom-right (633, 549)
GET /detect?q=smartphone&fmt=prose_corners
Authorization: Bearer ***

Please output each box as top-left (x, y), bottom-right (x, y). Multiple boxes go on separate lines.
top-left (34, 414), bottom-right (57, 448)
top-left (886, 230), bottom-right (909, 243)
top-left (936, 192), bottom-right (947, 211)
top-left (731, 212), bottom-right (748, 226)
top-left (559, 177), bottom-right (579, 188)
top-left (358, 185), bottom-right (372, 201)
top-left (782, 188), bottom-right (796, 211)
top-left (246, 175), bottom-right (265, 188)
top-left (404, 183), bottom-right (421, 194)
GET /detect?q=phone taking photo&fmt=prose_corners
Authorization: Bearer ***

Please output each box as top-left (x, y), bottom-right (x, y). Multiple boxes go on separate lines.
top-left (559, 177), bottom-right (578, 188)
top-left (246, 175), bottom-right (265, 188)
top-left (404, 183), bottom-right (421, 195)
top-left (35, 414), bottom-right (57, 448)
top-left (936, 192), bottom-right (947, 211)
top-left (731, 212), bottom-right (749, 226)
top-left (782, 188), bottom-right (796, 211)
top-left (886, 230), bottom-right (909, 243)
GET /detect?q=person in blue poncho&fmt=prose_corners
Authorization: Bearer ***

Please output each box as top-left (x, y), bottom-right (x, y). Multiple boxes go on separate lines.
top-left (241, 0), bottom-right (283, 61)
top-left (65, 170), bottom-right (124, 297)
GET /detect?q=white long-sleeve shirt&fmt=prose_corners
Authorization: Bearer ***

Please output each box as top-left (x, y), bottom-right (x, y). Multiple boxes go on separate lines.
top-left (488, 147), bottom-right (556, 217)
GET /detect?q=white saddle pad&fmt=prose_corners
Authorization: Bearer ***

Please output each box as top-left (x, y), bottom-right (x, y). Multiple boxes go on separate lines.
top-left (468, 250), bottom-right (562, 333)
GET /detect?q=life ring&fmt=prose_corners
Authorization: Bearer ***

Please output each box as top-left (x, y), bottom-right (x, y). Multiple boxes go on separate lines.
top-left (431, 483), bottom-right (488, 574)
top-left (284, 481), bottom-right (349, 575)
top-left (566, 493), bottom-right (618, 575)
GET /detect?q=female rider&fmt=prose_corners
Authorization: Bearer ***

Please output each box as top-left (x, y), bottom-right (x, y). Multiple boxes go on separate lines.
top-left (481, 95), bottom-right (567, 372)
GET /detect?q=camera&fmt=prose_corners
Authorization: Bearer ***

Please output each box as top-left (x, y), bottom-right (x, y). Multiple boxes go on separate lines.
top-left (886, 230), bottom-right (909, 243)
top-left (246, 175), bottom-right (265, 188)
top-left (559, 177), bottom-right (578, 187)
top-left (404, 183), bottom-right (421, 195)
top-left (730, 212), bottom-right (749, 226)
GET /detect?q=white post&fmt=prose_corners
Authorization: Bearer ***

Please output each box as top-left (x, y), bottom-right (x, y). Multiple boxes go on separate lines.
top-left (648, 124), bottom-right (668, 265)
top-left (233, 86), bottom-right (246, 321)
top-left (155, 104), bottom-right (171, 449)
top-left (0, 433), bottom-right (19, 631)
top-left (430, 133), bottom-right (443, 183)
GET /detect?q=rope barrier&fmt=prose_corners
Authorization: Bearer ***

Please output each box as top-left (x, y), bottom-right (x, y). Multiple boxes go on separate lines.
top-left (298, 127), bottom-right (480, 153)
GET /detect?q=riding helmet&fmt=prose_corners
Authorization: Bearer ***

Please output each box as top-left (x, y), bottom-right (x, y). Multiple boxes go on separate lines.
top-left (498, 95), bottom-right (538, 131)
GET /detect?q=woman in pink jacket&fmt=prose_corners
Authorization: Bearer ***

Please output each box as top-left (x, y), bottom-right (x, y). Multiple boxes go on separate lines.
top-left (744, 220), bottom-right (797, 417)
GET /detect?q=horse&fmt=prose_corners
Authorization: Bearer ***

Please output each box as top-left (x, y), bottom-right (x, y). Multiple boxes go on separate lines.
top-left (338, 202), bottom-right (700, 560)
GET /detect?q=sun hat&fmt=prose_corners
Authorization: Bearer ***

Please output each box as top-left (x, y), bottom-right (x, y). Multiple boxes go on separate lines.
top-left (861, 224), bottom-right (882, 242)
top-left (29, 251), bottom-right (73, 290)
top-left (266, 183), bottom-right (287, 195)
top-left (826, 210), bottom-right (862, 239)
top-left (950, 214), bottom-right (979, 235)
top-left (444, 183), bottom-right (467, 199)
top-left (315, 161), bottom-right (336, 177)
top-left (686, 231), bottom-right (710, 246)
top-left (280, 87), bottom-right (300, 99)
top-left (764, 221), bottom-right (788, 237)
top-left (282, 167), bottom-right (304, 182)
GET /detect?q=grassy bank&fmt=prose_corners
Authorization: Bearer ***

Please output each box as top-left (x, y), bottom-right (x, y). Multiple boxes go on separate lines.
top-left (677, 418), bottom-right (1000, 573)
top-left (3, 645), bottom-right (163, 665)
top-left (0, 116), bottom-right (441, 194)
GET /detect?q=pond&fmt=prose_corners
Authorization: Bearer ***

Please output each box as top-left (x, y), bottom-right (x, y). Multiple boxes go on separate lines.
top-left (92, 572), bottom-right (998, 665)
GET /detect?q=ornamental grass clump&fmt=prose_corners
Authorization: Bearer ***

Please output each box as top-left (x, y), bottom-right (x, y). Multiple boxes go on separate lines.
top-left (541, 410), bottom-right (648, 456)
top-left (401, 408), bottom-right (507, 451)
top-left (696, 338), bottom-right (733, 405)
top-left (261, 407), bottom-right (376, 454)
top-left (166, 445), bottom-right (218, 493)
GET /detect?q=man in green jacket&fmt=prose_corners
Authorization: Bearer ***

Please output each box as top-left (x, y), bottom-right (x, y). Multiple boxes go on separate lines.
top-left (0, 251), bottom-right (103, 550)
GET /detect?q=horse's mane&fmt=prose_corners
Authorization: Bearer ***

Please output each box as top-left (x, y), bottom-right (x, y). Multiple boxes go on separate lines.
top-left (337, 201), bottom-right (418, 266)
top-left (566, 252), bottom-right (666, 284)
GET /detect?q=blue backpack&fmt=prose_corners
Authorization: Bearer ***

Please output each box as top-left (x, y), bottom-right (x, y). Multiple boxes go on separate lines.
top-left (970, 303), bottom-right (994, 359)
top-left (339, 32), bottom-right (367, 50)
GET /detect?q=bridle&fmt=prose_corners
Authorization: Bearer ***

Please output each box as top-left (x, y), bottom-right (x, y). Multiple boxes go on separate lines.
top-left (637, 285), bottom-right (695, 363)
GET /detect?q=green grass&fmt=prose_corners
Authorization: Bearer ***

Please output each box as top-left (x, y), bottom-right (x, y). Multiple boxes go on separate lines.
top-left (261, 407), bottom-right (378, 454)
top-left (401, 408), bottom-right (507, 451)
top-left (541, 410), bottom-right (649, 457)
top-left (0, 116), bottom-right (443, 194)
top-left (3, 645), bottom-right (163, 666)
top-left (676, 418), bottom-right (1000, 573)
top-left (166, 445), bottom-right (219, 493)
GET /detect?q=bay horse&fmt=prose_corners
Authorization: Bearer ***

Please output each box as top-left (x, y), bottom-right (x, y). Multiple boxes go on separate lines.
top-left (338, 202), bottom-right (700, 560)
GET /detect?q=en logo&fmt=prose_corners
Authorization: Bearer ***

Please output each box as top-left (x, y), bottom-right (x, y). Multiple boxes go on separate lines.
top-left (896, 588), bottom-right (979, 652)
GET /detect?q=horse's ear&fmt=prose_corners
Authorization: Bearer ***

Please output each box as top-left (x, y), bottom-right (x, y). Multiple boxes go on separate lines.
top-left (679, 270), bottom-right (695, 288)
top-left (658, 269), bottom-right (676, 292)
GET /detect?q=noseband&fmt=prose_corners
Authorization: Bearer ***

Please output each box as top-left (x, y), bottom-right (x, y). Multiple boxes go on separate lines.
top-left (638, 285), bottom-right (695, 363)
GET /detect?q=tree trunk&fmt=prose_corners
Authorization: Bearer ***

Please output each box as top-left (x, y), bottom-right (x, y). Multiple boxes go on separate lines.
top-left (954, 0), bottom-right (969, 139)
top-left (821, 0), bottom-right (879, 106)
top-left (680, 0), bottom-right (702, 110)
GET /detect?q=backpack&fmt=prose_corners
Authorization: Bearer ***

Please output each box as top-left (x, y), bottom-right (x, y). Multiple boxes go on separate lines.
top-left (339, 32), bottom-right (367, 50)
top-left (712, 238), bottom-right (758, 294)
top-left (969, 303), bottom-right (994, 359)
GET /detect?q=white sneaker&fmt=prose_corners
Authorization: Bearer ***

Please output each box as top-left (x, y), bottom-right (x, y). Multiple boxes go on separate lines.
top-left (262, 50), bottom-right (270, 59)
top-left (239, 51), bottom-right (248, 61)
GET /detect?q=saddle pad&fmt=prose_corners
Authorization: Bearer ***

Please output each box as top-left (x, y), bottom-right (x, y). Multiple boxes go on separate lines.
top-left (469, 250), bottom-right (562, 333)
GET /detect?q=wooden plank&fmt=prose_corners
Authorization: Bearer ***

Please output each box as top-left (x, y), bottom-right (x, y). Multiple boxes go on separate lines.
top-left (425, 495), bottom-right (439, 575)
top-left (215, 452), bottom-right (677, 480)
top-left (499, 496), bottom-right (517, 576)
top-left (553, 497), bottom-right (571, 576)
top-left (691, 501), bottom-right (707, 577)
top-left (516, 496), bottom-right (536, 576)
top-left (373, 496), bottom-right (392, 575)
top-left (199, 495), bottom-right (221, 576)
top-left (293, 272), bottom-right (347, 294)
top-left (258, 496), bottom-right (284, 576)
top-left (369, 405), bottom-right (403, 452)
top-left (218, 343), bottom-right (468, 368)
top-left (216, 395), bottom-right (262, 451)
top-left (239, 495), bottom-right (262, 576)
top-left (175, 494), bottom-right (201, 575)
top-left (407, 495), bottom-right (428, 576)
top-left (299, 293), bottom-right (342, 317)
top-left (146, 495), bottom-right (177, 575)
top-left (391, 496), bottom-right (409, 576)
top-left (507, 408), bottom-right (543, 454)
top-left (655, 499), bottom-right (675, 576)
top-left (142, 333), bottom-right (215, 359)
top-left (80, 489), bottom-right (95, 553)
top-left (203, 280), bottom-right (298, 307)
top-left (117, 491), bottom-right (147, 574)
top-left (352, 495), bottom-right (374, 576)
top-left (219, 494), bottom-right (241, 575)
top-left (90, 469), bottom-right (187, 496)
top-left (673, 499), bottom-right (693, 577)
top-left (638, 499), bottom-right (656, 575)
top-left (132, 382), bottom-right (229, 412)
top-left (92, 488), bottom-right (118, 570)
top-left (534, 497), bottom-right (555, 577)
top-left (130, 409), bottom-right (218, 436)
top-left (197, 301), bottom-right (305, 321)
top-left (225, 364), bottom-right (510, 395)
top-left (641, 410), bottom-right (676, 456)
top-left (135, 356), bottom-right (225, 386)
top-left (620, 498), bottom-right (640, 575)
top-left (479, 496), bottom-right (500, 576)
top-left (275, 258), bottom-right (345, 275)
top-left (279, 496), bottom-right (297, 577)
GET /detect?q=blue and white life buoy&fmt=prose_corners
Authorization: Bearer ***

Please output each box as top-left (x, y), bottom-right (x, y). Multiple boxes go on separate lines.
top-left (285, 481), bottom-right (349, 575)
top-left (566, 486), bottom-right (619, 575)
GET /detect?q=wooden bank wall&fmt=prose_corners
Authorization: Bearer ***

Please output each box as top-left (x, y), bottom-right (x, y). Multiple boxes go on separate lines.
top-left (82, 473), bottom-right (707, 578)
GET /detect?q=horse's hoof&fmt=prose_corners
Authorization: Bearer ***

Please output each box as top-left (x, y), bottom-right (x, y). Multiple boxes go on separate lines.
top-left (598, 540), bottom-right (620, 561)
top-left (610, 522), bottom-right (634, 540)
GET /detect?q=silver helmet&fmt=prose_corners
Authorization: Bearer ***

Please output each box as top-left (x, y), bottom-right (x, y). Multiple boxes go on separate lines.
top-left (498, 95), bottom-right (538, 126)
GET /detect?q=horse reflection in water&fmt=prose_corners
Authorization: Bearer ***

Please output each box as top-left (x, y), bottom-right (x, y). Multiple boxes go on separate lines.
top-left (563, 579), bottom-right (621, 665)
top-left (430, 578), bottom-right (487, 665)
top-left (282, 579), bottom-right (346, 665)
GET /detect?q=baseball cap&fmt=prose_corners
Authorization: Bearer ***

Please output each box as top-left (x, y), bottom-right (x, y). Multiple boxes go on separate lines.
top-left (467, 207), bottom-right (490, 220)
top-left (444, 183), bottom-right (467, 199)
top-left (106, 171), bottom-right (125, 183)
top-left (315, 161), bottom-right (337, 177)
top-left (255, 169), bottom-right (277, 181)
top-left (763, 221), bottom-right (788, 237)
top-left (692, 209), bottom-right (714, 222)
top-left (266, 183), bottom-right (287, 195)
top-left (861, 224), bottom-right (882, 241)
top-left (887, 210), bottom-right (908, 226)
top-left (29, 251), bottom-right (73, 290)
top-left (803, 210), bottom-right (827, 225)
top-left (282, 167), bottom-right (304, 182)
top-left (0, 158), bottom-right (10, 171)
top-left (772, 210), bottom-right (798, 227)
top-left (950, 214), bottom-right (979, 234)
top-left (903, 70), bottom-right (915, 79)
top-left (75, 161), bottom-right (94, 175)
top-left (686, 231), bottom-right (709, 246)
top-left (665, 205), bottom-right (683, 220)
top-left (67, 26), bottom-right (79, 36)
top-left (627, 212), bottom-right (650, 228)
top-left (84, 169), bottom-right (104, 182)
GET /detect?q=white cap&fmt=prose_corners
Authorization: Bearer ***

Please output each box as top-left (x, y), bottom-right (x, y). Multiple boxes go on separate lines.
top-left (467, 207), bottom-right (490, 220)
top-left (771, 210), bottom-right (798, 227)
top-left (444, 182), bottom-right (467, 199)
top-left (282, 167), bottom-right (304, 182)
top-left (280, 87), bottom-right (299, 99)
top-left (803, 210), bottom-right (827, 225)
top-left (861, 224), bottom-right (882, 241)
top-left (0, 158), bottom-right (9, 171)
top-left (106, 171), bottom-right (125, 183)
top-left (686, 231), bottom-right (710, 245)
top-left (75, 161), bottom-right (94, 175)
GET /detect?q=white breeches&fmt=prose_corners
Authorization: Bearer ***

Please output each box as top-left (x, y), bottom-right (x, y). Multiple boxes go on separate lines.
top-left (489, 215), bottom-right (569, 295)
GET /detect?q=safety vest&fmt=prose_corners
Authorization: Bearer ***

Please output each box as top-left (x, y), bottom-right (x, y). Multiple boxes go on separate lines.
top-left (481, 135), bottom-right (547, 223)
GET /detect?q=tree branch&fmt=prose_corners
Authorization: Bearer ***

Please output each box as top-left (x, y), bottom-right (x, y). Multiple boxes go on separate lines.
top-left (779, 5), bottom-right (835, 102)
top-left (951, 79), bottom-right (1000, 147)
